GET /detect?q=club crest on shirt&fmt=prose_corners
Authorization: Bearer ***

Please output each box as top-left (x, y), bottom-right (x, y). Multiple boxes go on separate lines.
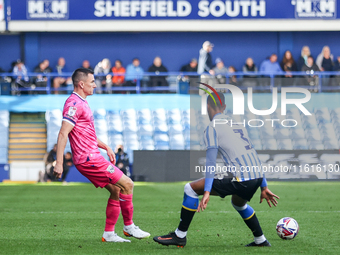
top-left (106, 165), bottom-right (115, 174)
top-left (68, 107), bottom-right (77, 117)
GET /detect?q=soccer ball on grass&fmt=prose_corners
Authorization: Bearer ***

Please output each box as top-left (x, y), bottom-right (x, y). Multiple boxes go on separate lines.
top-left (276, 217), bottom-right (299, 240)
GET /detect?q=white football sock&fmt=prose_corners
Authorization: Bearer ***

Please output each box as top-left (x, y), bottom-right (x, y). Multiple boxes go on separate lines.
top-left (254, 234), bottom-right (266, 244)
top-left (103, 231), bottom-right (114, 236)
top-left (124, 223), bottom-right (135, 229)
top-left (175, 228), bottom-right (187, 238)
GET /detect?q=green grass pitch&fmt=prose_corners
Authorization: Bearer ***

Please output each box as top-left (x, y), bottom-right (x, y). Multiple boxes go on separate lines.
top-left (0, 182), bottom-right (339, 254)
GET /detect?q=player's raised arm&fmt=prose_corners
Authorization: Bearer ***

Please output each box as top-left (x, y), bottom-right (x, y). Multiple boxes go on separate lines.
top-left (54, 121), bottom-right (74, 179)
top-left (97, 138), bottom-right (116, 164)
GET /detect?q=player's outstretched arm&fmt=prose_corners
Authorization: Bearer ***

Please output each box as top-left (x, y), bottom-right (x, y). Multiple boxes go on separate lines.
top-left (97, 138), bottom-right (116, 165)
top-left (54, 121), bottom-right (73, 179)
top-left (198, 147), bottom-right (218, 212)
top-left (260, 186), bottom-right (280, 208)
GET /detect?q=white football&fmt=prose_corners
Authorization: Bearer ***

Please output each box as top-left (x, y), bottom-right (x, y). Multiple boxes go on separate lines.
top-left (276, 217), bottom-right (299, 240)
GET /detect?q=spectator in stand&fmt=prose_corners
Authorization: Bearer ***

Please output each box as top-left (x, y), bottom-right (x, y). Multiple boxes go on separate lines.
top-left (115, 145), bottom-right (130, 177)
top-left (12, 59), bottom-right (30, 88)
top-left (94, 58), bottom-right (112, 94)
top-left (111, 60), bottom-right (126, 92)
top-left (197, 41), bottom-right (214, 75)
top-left (53, 57), bottom-right (72, 94)
top-left (213, 58), bottom-right (228, 84)
top-left (39, 144), bottom-right (72, 184)
top-left (228, 66), bottom-right (238, 86)
top-left (180, 58), bottom-right (198, 73)
top-left (280, 50), bottom-right (298, 86)
top-left (301, 56), bottom-right (320, 88)
top-left (0, 67), bottom-right (5, 83)
top-left (316, 46), bottom-right (333, 86)
top-left (180, 58), bottom-right (198, 86)
top-left (179, 58), bottom-right (199, 88)
top-left (81, 60), bottom-right (93, 71)
top-left (125, 58), bottom-right (144, 89)
top-left (260, 54), bottom-right (282, 86)
top-left (198, 41), bottom-right (215, 94)
top-left (333, 56), bottom-right (340, 86)
top-left (242, 57), bottom-right (258, 87)
top-left (260, 54), bottom-right (282, 73)
top-left (316, 46), bottom-right (334, 71)
top-left (297, 46), bottom-right (312, 71)
top-left (62, 151), bottom-right (73, 184)
top-left (34, 59), bottom-right (53, 90)
top-left (148, 56), bottom-right (168, 89)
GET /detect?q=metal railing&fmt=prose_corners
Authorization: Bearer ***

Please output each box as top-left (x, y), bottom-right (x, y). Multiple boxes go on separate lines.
top-left (1, 71), bottom-right (340, 95)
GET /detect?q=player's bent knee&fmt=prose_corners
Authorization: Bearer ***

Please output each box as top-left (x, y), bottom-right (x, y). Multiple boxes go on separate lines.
top-left (184, 183), bottom-right (198, 198)
top-left (182, 183), bottom-right (199, 211)
top-left (124, 177), bottom-right (134, 192)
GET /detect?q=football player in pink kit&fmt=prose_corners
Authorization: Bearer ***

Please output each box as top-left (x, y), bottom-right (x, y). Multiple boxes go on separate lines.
top-left (53, 68), bottom-right (150, 242)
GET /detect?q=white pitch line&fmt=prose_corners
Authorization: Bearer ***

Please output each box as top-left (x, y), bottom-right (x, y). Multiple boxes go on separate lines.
top-left (2, 210), bottom-right (340, 214)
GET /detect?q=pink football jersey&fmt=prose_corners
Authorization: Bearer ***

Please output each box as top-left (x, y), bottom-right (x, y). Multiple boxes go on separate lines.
top-left (62, 92), bottom-right (101, 165)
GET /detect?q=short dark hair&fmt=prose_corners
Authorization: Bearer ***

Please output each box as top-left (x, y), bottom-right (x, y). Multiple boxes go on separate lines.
top-left (72, 68), bottom-right (94, 87)
top-left (132, 58), bottom-right (139, 62)
top-left (207, 91), bottom-right (225, 110)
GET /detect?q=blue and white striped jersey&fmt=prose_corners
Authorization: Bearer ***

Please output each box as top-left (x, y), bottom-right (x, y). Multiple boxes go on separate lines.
top-left (203, 113), bottom-right (264, 182)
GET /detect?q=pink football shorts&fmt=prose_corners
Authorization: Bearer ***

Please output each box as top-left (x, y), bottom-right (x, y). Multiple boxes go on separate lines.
top-left (75, 155), bottom-right (124, 188)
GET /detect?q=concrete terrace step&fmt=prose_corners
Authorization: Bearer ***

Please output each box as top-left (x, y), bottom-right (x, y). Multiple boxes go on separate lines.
top-left (8, 154), bottom-right (45, 159)
top-left (9, 149), bottom-right (47, 155)
top-left (7, 112), bottom-right (47, 161)
top-left (9, 133), bottom-right (47, 138)
top-left (10, 123), bottom-right (46, 128)
top-left (9, 127), bottom-right (46, 133)
top-left (9, 138), bottom-right (47, 144)
top-left (9, 144), bottom-right (47, 149)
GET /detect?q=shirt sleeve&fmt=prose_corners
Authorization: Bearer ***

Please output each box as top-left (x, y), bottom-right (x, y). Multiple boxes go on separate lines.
top-left (204, 126), bottom-right (218, 149)
top-left (62, 101), bottom-right (83, 126)
top-left (204, 148), bottom-right (219, 192)
top-left (260, 176), bottom-right (267, 188)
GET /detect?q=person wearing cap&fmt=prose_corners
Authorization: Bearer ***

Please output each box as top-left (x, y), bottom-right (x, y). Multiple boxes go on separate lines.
top-left (198, 41), bottom-right (215, 75)
top-left (213, 58), bottom-right (228, 84)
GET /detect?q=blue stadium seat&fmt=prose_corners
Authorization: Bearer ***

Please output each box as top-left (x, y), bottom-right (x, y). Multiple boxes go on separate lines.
top-left (262, 139), bottom-right (278, 150)
top-left (155, 141), bottom-right (170, 150)
top-left (93, 109), bottom-right (106, 119)
top-left (323, 140), bottom-right (339, 150)
top-left (138, 124), bottom-right (153, 137)
top-left (169, 124), bottom-right (183, 135)
top-left (167, 114), bottom-right (182, 125)
top-left (293, 139), bottom-right (308, 150)
top-left (154, 124), bottom-right (169, 134)
top-left (308, 141), bottom-right (324, 150)
top-left (275, 129), bottom-right (290, 140)
top-left (277, 139), bottom-right (293, 150)
top-left (251, 139), bottom-right (262, 150)
top-left (154, 134), bottom-right (169, 142)
top-left (290, 129), bottom-right (306, 140)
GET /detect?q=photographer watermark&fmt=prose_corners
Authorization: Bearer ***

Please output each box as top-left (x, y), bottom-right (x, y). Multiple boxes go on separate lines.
top-left (199, 83), bottom-right (312, 128)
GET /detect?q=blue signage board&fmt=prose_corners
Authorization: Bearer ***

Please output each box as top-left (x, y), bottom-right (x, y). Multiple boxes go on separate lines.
top-left (9, 0), bottom-right (338, 20)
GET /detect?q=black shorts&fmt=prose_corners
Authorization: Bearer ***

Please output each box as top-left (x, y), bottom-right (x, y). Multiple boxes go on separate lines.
top-left (212, 178), bottom-right (263, 201)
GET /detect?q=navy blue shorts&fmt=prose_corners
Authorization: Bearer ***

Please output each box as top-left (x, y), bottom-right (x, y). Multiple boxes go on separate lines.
top-left (212, 178), bottom-right (263, 201)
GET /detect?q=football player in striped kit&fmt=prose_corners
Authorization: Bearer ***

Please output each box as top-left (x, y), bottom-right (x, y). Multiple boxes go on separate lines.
top-left (154, 92), bottom-right (279, 248)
